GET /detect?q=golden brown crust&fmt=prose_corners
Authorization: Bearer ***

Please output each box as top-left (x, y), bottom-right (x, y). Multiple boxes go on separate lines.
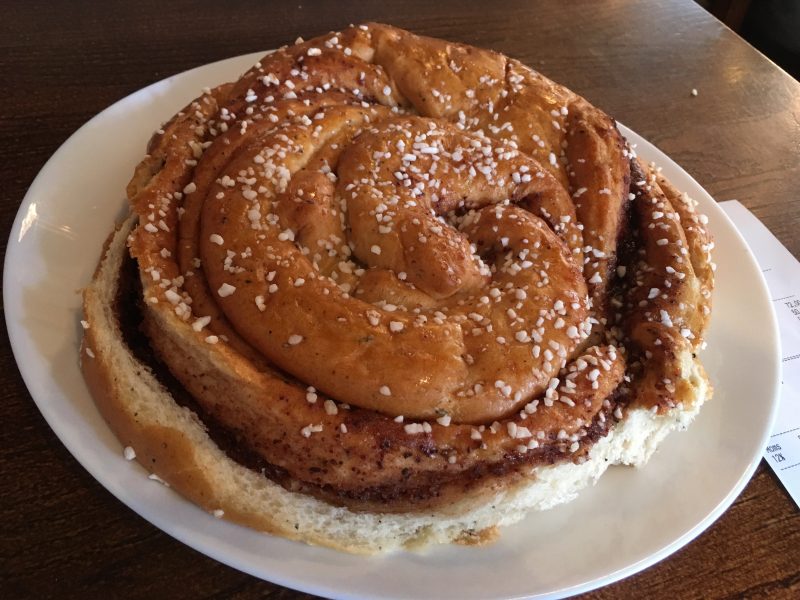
top-left (621, 159), bottom-right (713, 413)
top-left (82, 344), bottom-right (301, 542)
top-left (649, 164), bottom-right (715, 344)
top-left (566, 98), bottom-right (631, 318)
top-left (81, 24), bottom-right (713, 529)
top-left (80, 219), bottom-right (321, 548)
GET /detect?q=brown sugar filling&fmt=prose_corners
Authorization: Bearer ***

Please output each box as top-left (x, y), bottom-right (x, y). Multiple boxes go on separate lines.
top-left (114, 250), bottom-right (623, 512)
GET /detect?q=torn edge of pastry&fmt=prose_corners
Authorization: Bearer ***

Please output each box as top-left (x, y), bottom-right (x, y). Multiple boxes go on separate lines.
top-left (79, 23), bottom-right (714, 554)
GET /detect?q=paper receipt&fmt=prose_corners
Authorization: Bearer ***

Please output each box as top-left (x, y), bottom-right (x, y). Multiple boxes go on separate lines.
top-left (721, 200), bottom-right (800, 509)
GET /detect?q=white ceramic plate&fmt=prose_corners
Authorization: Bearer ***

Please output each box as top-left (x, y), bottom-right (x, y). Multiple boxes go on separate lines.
top-left (5, 53), bottom-right (781, 600)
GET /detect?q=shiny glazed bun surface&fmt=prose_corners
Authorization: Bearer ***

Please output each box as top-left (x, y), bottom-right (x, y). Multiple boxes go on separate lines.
top-left (81, 23), bottom-right (714, 551)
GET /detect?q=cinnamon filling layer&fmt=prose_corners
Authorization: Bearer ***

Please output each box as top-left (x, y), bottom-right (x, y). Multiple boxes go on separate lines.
top-left (114, 251), bottom-right (622, 512)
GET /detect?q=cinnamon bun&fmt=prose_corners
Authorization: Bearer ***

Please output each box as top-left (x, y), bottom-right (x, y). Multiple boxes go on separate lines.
top-left (81, 24), bottom-right (714, 553)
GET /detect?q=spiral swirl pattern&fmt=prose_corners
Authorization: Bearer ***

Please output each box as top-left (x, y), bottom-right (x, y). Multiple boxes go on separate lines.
top-left (124, 24), bottom-right (712, 511)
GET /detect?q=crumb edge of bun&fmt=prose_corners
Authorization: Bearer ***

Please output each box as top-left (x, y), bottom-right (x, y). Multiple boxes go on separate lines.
top-left (79, 212), bottom-right (710, 555)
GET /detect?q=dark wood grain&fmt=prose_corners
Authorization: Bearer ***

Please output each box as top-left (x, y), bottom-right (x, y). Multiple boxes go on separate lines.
top-left (1, 1), bottom-right (798, 598)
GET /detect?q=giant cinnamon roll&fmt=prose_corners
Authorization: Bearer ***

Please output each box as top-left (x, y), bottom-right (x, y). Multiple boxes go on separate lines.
top-left (81, 24), bottom-right (714, 553)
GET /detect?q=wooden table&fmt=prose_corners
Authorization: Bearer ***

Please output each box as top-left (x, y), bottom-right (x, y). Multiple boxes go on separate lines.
top-left (2, 1), bottom-right (798, 597)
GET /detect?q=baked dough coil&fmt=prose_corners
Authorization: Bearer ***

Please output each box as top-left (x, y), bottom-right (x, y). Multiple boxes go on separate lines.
top-left (102, 23), bottom-right (712, 514)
